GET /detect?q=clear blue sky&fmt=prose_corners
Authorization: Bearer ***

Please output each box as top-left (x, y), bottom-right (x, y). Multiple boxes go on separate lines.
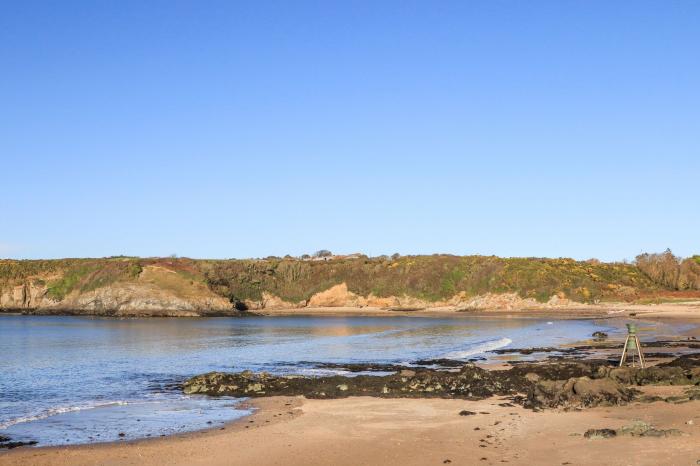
top-left (1, 1), bottom-right (698, 261)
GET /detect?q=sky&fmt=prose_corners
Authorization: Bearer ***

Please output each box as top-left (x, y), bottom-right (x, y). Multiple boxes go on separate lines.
top-left (1, 1), bottom-right (698, 261)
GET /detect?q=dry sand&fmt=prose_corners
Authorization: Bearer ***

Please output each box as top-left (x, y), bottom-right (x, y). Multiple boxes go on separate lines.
top-left (2, 394), bottom-right (699, 466)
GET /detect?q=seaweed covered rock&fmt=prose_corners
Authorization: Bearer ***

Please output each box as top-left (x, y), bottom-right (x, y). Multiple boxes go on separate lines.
top-left (596, 365), bottom-right (700, 386)
top-left (508, 361), bottom-right (601, 381)
top-left (183, 355), bottom-right (699, 410)
top-left (584, 428), bottom-right (616, 439)
top-left (617, 421), bottom-right (685, 438)
top-left (526, 376), bottom-right (637, 409)
top-left (659, 353), bottom-right (700, 369)
top-left (184, 364), bottom-right (523, 399)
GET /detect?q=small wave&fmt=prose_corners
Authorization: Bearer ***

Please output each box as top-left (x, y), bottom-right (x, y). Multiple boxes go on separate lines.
top-left (440, 337), bottom-right (513, 359)
top-left (0, 401), bottom-right (129, 429)
top-left (292, 367), bottom-right (354, 377)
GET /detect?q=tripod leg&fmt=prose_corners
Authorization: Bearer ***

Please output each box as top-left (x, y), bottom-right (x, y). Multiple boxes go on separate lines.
top-left (636, 336), bottom-right (645, 368)
top-left (619, 336), bottom-right (629, 367)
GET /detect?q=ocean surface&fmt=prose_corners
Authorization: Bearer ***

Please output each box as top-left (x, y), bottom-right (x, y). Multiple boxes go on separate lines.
top-left (0, 314), bottom-right (687, 447)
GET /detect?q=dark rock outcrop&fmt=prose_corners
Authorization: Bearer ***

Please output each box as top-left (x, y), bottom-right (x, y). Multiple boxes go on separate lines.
top-left (584, 428), bottom-right (617, 439)
top-left (183, 357), bottom-right (699, 410)
top-left (527, 377), bottom-right (637, 409)
top-left (183, 362), bottom-right (686, 409)
top-left (0, 436), bottom-right (38, 449)
top-left (184, 364), bottom-right (525, 401)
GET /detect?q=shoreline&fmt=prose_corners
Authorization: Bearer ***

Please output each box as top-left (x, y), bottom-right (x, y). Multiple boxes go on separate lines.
top-left (3, 300), bottom-right (699, 320)
top-left (2, 394), bottom-right (699, 466)
top-left (0, 396), bottom-right (303, 463)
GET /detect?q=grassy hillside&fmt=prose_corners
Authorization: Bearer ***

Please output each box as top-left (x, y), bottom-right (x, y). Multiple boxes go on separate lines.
top-left (201, 255), bottom-right (661, 305)
top-left (0, 257), bottom-right (196, 301)
top-left (2, 253), bottom-right (698, 309)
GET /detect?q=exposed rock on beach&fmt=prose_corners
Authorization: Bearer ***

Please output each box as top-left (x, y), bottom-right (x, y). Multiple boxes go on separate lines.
top-left (183, 354), bottom-right (700, 410)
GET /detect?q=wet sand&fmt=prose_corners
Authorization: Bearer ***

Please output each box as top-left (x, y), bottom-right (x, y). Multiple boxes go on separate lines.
top-left (2, 394), bottom-right (698, 466)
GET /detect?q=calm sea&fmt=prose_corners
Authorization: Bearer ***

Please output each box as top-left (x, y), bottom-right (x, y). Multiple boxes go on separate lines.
top-left (0, 314), bottom-right (685, 447)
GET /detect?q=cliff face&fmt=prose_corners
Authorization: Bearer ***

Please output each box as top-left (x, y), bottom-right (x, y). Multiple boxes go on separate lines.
top-left (0, 281), bottom-right (54, 309)
top-left (1, 255), bottom-right (697, 316)
top-left (0, 262), bottom-right (232, 316)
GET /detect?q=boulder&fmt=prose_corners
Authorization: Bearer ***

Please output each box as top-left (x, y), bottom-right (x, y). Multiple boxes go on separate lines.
top-left (528, 376), bottom-right (636, 409)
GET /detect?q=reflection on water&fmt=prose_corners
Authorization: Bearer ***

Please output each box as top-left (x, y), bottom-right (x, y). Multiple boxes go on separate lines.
top-left (0, 314), bottom-right (687, 447)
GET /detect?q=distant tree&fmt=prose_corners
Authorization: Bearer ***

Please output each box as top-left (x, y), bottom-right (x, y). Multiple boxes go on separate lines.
top-left (314, 250), bottom-right (333, 258)
top-left (301, 254), bottom-right (311, 260)
top-left (391, 253), bottom-right (401, 260)
top-left (635, 249), bottom-right (681, 289)
top-left (678, 258), bottom-right (700, 290)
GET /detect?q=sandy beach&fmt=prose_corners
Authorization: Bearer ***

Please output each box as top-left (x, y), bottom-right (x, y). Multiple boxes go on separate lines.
top-left (252, 300), bottom-right (700, 320)
top-left (2, 394), bottom-right (698, 466)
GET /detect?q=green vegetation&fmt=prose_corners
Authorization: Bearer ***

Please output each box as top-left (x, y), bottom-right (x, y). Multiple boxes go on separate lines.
top-left (127, 262), bottom-right (143, 278)
top-left (201, 255), bottom-right (662, 305)
top-left (45, 260), bottom-right (146, 299)
top-left (47, 265), bottom-right (94, 300)
top-left (0, 259), bottom-right (147, 301)
top-left (635, 249), bottom-right (700, 291)
top-left (2, 252), bottom-right (698, 307)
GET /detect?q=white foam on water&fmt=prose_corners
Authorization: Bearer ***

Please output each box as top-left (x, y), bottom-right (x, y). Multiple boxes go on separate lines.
top-left (440, 337), bottom-right (513, 360)
top-left (0, 401), bottom-right (129, 429)
top-left (293, 367), bottom-right (354, 377)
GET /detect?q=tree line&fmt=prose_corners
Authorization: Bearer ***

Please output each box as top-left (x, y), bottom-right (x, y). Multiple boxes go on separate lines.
top-left (635, 249), bottom-right (700, 290)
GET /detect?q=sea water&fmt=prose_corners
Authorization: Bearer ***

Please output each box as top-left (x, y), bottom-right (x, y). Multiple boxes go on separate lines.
top-left (0, 314), bottom-right (686, 447)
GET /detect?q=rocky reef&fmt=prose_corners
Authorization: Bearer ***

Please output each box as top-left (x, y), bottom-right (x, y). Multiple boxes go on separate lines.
top-left (584, 420), bottom-right (688, 439)
top-left (0, 435), bottom-right (37, 449)
top-left (183, 354), bottom-right (700, 410)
